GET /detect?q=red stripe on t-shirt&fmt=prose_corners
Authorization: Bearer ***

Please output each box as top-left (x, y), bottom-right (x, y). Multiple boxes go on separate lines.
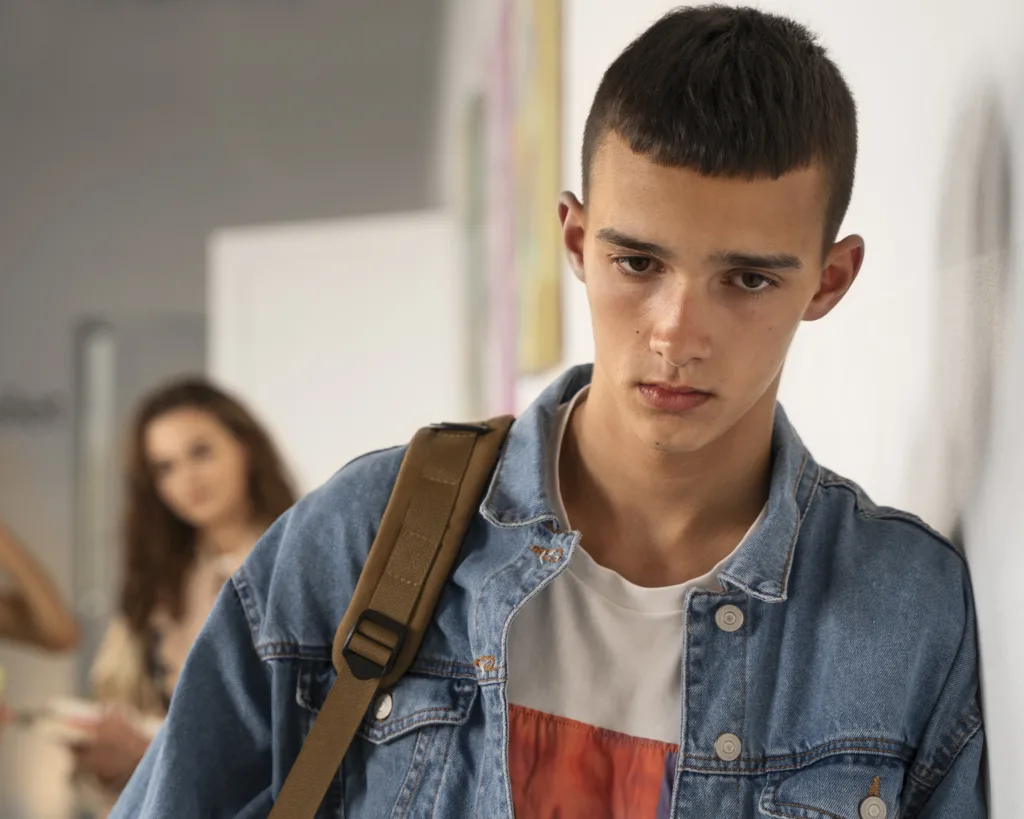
top-left (508, 704), bottom-right (679, 819)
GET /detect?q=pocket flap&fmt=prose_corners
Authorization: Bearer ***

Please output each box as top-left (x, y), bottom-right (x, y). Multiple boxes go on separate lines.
top-left (359, 673), bottom-right (477, 744)
top-left (296, 661), bottom-right (477, 746)
top-left (760, 757), bottom-right (905, 819)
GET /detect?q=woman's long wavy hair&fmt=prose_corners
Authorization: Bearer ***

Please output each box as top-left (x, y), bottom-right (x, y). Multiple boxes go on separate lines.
top-left (120, 378), bottom-right (296, 635)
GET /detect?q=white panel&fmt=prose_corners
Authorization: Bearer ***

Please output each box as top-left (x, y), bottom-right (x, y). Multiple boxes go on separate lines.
top-left (208, 211), bottom-right (462, 493)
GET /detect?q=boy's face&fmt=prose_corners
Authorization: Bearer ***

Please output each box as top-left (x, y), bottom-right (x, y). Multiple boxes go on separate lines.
top-left (560, 132), bottom-right (864, 455)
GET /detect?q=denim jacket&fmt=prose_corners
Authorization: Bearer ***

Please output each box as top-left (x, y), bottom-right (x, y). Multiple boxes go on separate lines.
top-left (111, 365), bottom-right (985, 818)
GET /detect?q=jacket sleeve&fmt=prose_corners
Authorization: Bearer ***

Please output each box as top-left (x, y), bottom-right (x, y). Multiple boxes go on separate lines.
top-left (109, 579), bottom-right (275, 818)
top-left (903, 565), bottom-right (987, 819)
top-left (914, 727), bottom-right (986, 818)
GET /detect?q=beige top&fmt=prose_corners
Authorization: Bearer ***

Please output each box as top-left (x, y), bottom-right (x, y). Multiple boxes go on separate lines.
top-left (91, 547), bottom-right (249, 711)
top-left (81, 547), bottom-right (250, 817)
top-left (148, 548), bottom-right (249, 701)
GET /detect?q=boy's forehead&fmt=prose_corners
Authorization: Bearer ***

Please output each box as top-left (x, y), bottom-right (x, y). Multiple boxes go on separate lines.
top-left (587, 134), bottom-right (828, 252)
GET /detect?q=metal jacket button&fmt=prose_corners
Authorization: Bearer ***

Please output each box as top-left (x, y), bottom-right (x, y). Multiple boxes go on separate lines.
top-left (860, 796), bottom-right (887, 819)
top-left (714, 733), bottom-right (742, 761)
top-left (375, 692), bottom-right (394, 721)
top-left (715, 604), bottom-right (744, 632)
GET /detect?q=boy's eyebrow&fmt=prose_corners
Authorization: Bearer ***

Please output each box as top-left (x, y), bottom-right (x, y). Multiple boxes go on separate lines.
top-left (595, 228), bottom-right (676, 261)
top-left (596, 228), bottom-right (803, 271)
top-left (708, 250), bottom-right (804, 271)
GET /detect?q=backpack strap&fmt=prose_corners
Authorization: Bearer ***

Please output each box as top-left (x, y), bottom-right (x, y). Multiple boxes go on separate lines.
top-left (268, 416), bottom-right (514, 819)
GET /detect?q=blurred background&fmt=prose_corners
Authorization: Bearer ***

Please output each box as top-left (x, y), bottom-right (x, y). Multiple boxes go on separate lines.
top-left (1, 0), bottom-right (1022, 816)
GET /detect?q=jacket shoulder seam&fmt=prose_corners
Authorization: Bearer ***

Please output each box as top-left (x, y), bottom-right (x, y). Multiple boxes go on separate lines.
top-left (818, 471), bottom-right (966, 564)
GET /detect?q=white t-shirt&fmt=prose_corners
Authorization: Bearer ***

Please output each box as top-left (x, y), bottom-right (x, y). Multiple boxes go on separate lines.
top-left (507, 386), bottom-right (763, 748)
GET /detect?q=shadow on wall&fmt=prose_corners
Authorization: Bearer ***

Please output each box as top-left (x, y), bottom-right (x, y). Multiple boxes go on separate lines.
top-left (905, 88), bottom-right (1014, 545)
top-left (907, 85), bottom-right (1024, 817)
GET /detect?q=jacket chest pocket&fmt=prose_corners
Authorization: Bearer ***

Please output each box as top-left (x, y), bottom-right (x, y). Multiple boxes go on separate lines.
top-left (296, 660), bottom-right (479, 819)
top-left (759, 756), bottom-right (907, 819)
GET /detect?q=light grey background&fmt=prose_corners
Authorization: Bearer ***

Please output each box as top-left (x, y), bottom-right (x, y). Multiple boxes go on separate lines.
top-left (0, 2), bottom-right (444, 815)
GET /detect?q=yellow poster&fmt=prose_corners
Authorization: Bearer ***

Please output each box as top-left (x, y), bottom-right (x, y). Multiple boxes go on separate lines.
top-left (512, 0), bottom-right (562, 374)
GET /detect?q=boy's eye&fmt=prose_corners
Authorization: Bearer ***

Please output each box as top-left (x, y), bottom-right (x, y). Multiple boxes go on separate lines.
top-left (614, 256), bottom-right (656, 275)
top-left (734, 271), bottom-right (776, 292)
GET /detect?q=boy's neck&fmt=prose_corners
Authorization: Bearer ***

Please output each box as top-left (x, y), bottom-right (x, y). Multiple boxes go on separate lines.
top-left (559, 382), bottom-right (775, 587)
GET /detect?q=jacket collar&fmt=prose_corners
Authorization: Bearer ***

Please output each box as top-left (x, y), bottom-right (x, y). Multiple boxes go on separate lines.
top-left (481, 365), bottom-right (820, 602)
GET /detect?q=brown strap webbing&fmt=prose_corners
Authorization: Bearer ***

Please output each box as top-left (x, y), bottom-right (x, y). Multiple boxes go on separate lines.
top-left (268, 417), bottom-right (513, 819)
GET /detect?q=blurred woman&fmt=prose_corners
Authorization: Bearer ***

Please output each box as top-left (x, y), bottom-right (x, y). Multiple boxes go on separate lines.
top-left (71, 378), bottom-right (296, 808)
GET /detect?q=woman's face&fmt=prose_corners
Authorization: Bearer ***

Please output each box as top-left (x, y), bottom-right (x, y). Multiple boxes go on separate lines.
top-left (144, 407), bottom-right (250, 530)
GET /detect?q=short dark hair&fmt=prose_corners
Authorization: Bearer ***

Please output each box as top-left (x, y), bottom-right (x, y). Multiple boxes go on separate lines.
top-left (582, 5), bottom-right (857, 246)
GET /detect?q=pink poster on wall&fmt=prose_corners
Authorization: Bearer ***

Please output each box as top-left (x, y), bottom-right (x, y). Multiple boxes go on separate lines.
top-left (467, 0), bottom-right (562, 416)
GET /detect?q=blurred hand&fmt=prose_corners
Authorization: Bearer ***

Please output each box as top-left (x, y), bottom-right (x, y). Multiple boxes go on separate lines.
top-left (70, 709), bottom-right (150, 790)
top-left (0, 704), bottom-right (12, 741)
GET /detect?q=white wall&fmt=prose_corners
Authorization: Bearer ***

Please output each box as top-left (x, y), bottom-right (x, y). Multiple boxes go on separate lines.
top-left (208, 211), bottom-right (462, 494)
top-left (440, 0), bottom-right (1024, 812)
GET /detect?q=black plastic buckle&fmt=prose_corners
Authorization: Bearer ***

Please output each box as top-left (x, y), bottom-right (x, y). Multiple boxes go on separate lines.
top-left (429, 421), bottom-right (491, 434)
top-left (341, 610), bottom-right (407, 681)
